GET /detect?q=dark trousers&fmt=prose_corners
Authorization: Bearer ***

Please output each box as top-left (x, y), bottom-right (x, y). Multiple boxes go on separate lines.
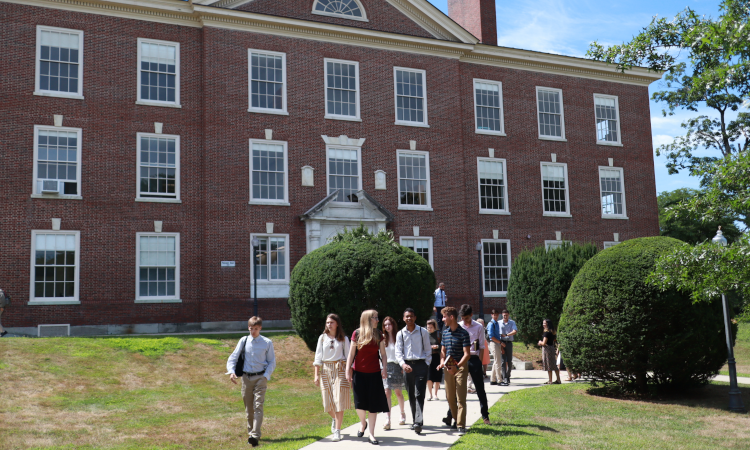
top-left (501, 341), bottom-right (513, 383)
top-left (404, 360), bottom-right (428, 426)
top-left (435, 307), bottom-right (444, 331)
top-left (446, 355), bottom-right (489, 420)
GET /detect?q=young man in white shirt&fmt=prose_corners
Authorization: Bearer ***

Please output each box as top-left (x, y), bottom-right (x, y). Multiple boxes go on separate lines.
top-left (499, 309), bottom-right (518, 386)
top-left (395, 308), bottom-right (432, 434)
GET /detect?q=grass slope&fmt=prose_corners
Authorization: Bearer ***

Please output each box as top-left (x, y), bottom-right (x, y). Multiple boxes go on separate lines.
top-left (721, 322), bottom-right (750, 377)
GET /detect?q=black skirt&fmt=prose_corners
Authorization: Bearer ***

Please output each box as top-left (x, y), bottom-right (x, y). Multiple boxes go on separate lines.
top-left (352, 371), bottom-right (390, 413)
top-left (429, 354), bottom-right (443, 382)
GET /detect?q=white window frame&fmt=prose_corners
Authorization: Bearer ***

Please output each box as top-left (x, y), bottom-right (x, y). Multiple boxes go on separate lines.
top-left (399, 236), bottom-right (434, 269)
top-left (396, 150), bottom-right (432, 211)
top-left (29, 230), bottom-right (81, 305)
top-left (136, 38), bottom-right (181, 108)
top-left (249, 139), bottom-right (289, 206)
top-left (135, 232), bottom-right (181, 303)
top-left (477, 157), bottom-right (509, 215)
top-left (34, 25), bottom-right (84, 100)
top-left (545, 240), bottom-right (567, 251)
top-left (393, 67), bottom-right (429, 127)
top-left (473, 79), bottom-right (505, 136)
top-left (248, 49), bottom-right (288, 115)
top-left (326, 145), bottom-right (362, 203)
top-left (251, 234), bottom-right (291, 298)
top-left (311, 0), bottom-right (369, 21)
top-left (598, 166), bottom-right (628, 219)
top-left (480, 238), bottom-right (511, 297)
top-left (593, 94), bottom-right (622, 146)
top-left (135, 133), bottom-right (181, 203)
top-left (603, 241), bottom-right (620, 249)
top-left (536, 86), bottom-right (566, 141)
top-left (324, 58), bottom-right (361, 121)
top-left (540, 162), bottom-right (571, 217)
top-left (31, 125), bottom-right (83, 200)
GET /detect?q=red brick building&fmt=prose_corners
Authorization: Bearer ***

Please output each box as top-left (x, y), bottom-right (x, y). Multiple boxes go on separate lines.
top-left (0, 0), bottom-right (661, 336)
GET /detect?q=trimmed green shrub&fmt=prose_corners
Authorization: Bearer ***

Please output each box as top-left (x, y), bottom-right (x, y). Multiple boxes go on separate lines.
top-left (506, 242), bottom-right (598, 345)
top-left (289, 225), bottom-right (436, 351)
top-left (558, 236), bottom-right (734, 393)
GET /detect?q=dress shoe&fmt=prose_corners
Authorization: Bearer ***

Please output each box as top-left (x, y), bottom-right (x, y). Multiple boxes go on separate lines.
top-left (357, 422), bottom-right (368, 438)
top-left (248, 436), bottom-right (259, 447)
top-left (442, 416), bottom-right (452, 427)
top-left (368, 436), bottom-right (379, 445)
top-left (414, 425), bottom-right (422, 434)
top-left (490, 381), bottom-right (498, 386)
top-left (450, 423), bottom-right (458, 431)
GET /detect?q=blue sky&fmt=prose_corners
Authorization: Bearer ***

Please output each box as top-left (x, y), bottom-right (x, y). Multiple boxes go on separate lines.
top-left (428, 0), bottom-right (726, 194)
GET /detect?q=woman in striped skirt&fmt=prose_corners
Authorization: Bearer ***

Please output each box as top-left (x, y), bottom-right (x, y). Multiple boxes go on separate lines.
top-left (313, 314), bottom-right (352, 442)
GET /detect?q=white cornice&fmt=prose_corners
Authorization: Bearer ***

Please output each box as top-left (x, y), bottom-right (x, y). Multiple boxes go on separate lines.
top-left (387, 0), bottom-right (477, 44)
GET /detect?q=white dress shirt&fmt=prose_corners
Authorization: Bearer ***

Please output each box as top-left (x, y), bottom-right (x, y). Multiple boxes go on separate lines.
top-left (313, 333), bottom-right (350, 365)
top-left (395, 325), bottom-right (432, 367)
top-left (461, 320), bottom-right (486, 356)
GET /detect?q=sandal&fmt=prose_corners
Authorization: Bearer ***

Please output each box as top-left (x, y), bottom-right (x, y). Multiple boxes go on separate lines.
top-left (383, 421), bottom-right (390, 431)
top-left (399, 414), bottom-right (406, 426)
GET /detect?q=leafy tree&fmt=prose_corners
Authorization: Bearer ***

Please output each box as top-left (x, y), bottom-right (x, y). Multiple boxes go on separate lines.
top-left (506, 242), bottom-right (598, 345)
top-left (587, 0), bottom-right (750, 177)
top-left (658, 188), bottom-right (742, 243)
top-left (288, 225), bottom-right (435, 351)
top-left (559, 237), bottom-right (733, 394)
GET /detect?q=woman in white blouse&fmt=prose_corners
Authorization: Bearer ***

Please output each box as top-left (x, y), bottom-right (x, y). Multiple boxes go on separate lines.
top-left (381, 316), bottom-right (406, 430)
top-left (313, 313), bottom-right (352, 442)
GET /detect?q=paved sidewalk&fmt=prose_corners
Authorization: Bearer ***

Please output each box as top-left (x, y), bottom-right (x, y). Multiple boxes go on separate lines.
top-left (713, 374), bottom-right (750, 385)
top-left (302, 370), bottom-right (554, 449)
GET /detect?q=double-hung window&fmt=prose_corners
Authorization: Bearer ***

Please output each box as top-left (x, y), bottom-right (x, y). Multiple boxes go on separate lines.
top-left (540, 162), bottom-right (570, 216)
top-left (397, 150), bottom-right (431, 210)
top-left (136, 233), bottom-right (180, 302)
top-left (477, 157), bottom-right (508, 214)
top-left (324, 59), bottom-right (360, 120)
top-left (33, 125), bottom-right (82, 198)
top-left (474, 79), bottom-right (504, 135)
top-left (137, 133), bottom-right (180, 202)
top-left (594, 94), bottom-right (621, 145)
top-left (35, 26), bottom-right (83, 99)
top-left (327, 147), bottom-right (361, 202)
top-left (536, 87), bottom-right (565, 140)
top-left (481, 239), bottom-right (511, 296)
top-left (249, 49), bottom-right (287, 114)
top-left (252, 234), bottom-right (289, 282)
top-left (400, 236), bottom-right (433, 268)
top-left (250, 139), bottom-right (289, 205)
top-left (545, 240), bottom-right (564, 251)
top-left (603, 241), bottom-right (621, 249)
top-left (30, 231), bottom-right (80, 304)
top-left (599, 167), bottom-right (627, 218)
top-left (137, 38), bottom-right (180, 107)
top-left (394, 68), bottom-right (428, 127)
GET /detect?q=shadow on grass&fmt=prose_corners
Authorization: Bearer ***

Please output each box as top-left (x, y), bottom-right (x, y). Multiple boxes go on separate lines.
top-left (588, 382), bottom-right (750, 413)
top-left (472, 422), bottom-right (559, 436)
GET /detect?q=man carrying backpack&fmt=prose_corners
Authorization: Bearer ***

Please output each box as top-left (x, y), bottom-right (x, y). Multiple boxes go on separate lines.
top-left (0, 289), bottom-right (10, 337)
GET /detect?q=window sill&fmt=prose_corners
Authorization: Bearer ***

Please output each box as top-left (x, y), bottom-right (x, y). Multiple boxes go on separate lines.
top-left (312, 10), bottom-right (369, 22)
top-left (136, 100), bottom-right (182, 109)
top-left (538, 136), bottom-right (567, 142)
top-left (28, 300), bottom-right (81, 306)
top-left (324, 115), bottom-right (362, 122)
top-left (479, 210), bottom-right (511, 215)
top-left (543, 213), bottom-right (572, 218)
top-left (398, 206), bottom-right (433, 211)
top-left (31, 194), bottom-right (83, 200)
top-left (135, 298), bottom-right (183, 304)
top-left (602, 215), bottom-right (629, 220)
top-left (394, 121), bottom-right (429, 128)
top-left (475, 129), bottom-right (506, 136)
top-left (249, 201), bottom-right (291, 206)
top-left (136, 198), bottom-right (182, 204)
top-left (248, 108), bottom-right (289, 116)
top-left (597, 141), bottom-right (623, 147)
top-left (483, 292), bottom-right (507, 298)
top-left (34, 91), bottom-right (84, 100)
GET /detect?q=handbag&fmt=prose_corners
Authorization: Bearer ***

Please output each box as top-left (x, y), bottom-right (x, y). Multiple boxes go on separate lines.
top-left (234, 336), bottom-right (248, 377)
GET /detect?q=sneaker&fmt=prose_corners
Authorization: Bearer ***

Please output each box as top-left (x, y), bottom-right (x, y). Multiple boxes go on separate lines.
top-left (457, 427), bottom-right (466, 436)
top-left (331, 419), bottom-right (336, 434)
top-left (442, 416), bottom-right (452, 427)
top-left (248, 436), bottom-right (259, 447)
top-left (499, 382), bottom-right (508, 386)
top-left (332, 430), bottom-right (342, 442)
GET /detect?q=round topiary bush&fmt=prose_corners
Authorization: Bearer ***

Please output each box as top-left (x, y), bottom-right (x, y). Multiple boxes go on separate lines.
top-left (558, 236), bottom-right (734, 393)
top-left (289, 225), bottom-right (436, 351)
top-left (506, 242), bottom-right (598, 345)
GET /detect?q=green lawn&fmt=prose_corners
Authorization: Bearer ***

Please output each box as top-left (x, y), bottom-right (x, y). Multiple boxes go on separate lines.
top-left (453, 382), bottom-right (750, 449)
top-left (720, 322), bottom-right (750, 378)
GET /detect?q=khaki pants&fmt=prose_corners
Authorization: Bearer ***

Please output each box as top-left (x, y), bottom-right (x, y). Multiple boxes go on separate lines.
top-left (443, 363), bottom-right (468, 427)
top-left (490, 341), bottom-right (503, 383)
top-left (241, 374), bottom-right (268, 439)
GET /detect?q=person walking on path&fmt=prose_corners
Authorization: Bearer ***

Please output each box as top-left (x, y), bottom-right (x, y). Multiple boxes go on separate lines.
top-left (499, 309), bottom-right (518, 386)
top-left (381, 316), bottom-right (406, 431)
top-left (437, 306), bottom-right (471, 436)
top-left (425, 319), bottom-right (442, 401)
top-left (486, 310), bottom-right (503, 385)
top-left (538, 319), bottom-right (561, 384)
top-left (443, 305), bottom-right (490, 426)
top-left (476, 318), bottom-right (490, 378)
top-left (313, 314), bottom-right (352, 442)
top-left (395, 308), bottom-right (431, 435)
top-left (346, 310), bottom-right (390, 445)
top-left (226, 316), bottom-right (277, 447)
top-left (433, 282), bottom-right (448, 332)
top-left (0, 289), bottom-right (10, 337)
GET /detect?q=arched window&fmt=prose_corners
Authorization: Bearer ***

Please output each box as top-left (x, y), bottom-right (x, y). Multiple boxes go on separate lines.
top-left (312, 0), bottom-right (368, 21)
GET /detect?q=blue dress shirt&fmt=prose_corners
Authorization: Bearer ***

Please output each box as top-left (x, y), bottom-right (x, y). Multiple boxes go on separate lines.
top-left (226, 334), bottom-right (276, 381)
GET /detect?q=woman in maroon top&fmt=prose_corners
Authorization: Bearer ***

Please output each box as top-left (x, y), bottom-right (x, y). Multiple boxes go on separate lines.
top-left (346, 309), bottom-right (389, 445)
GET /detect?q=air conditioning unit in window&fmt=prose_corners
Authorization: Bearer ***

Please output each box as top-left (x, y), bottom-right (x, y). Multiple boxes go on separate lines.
top-left (40, 179), bottom-right (61, 194)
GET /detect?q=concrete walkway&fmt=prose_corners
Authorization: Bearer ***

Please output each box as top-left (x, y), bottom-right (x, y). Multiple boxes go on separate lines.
top-left (713, 374), bottom-right (750, 385)
top-left (302, 370), bottom-right (554, 449)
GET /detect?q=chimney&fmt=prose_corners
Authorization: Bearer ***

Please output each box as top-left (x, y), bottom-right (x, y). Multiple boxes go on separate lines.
top-left (448, 0), bottom-right (497, 45)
